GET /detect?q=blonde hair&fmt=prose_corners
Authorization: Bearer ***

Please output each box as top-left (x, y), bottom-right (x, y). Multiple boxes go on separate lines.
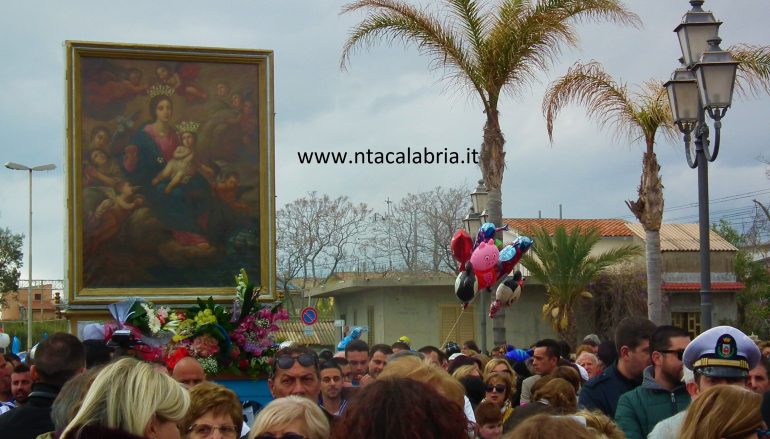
top-left (508, 414), bottom-right (596, 439)
top-left (483, 358), bottom-right (516, 381)
top-left (484, 371), bottom-right (514, 400)
top-left (183, 382), bottom-right (243, 435)
top-left (451, 364), bottom-right (480, 381)
top-left (61, 357), bottom-right (189, 438)
top-left (378, 355), bottom-right (465, 407)
top-left (532, 378), bottom-right (577, 412)
top-left (249, 396), bottom-right (329, 439)
top-left (679, 385), bottom-right (762, 439)
top-left (574, 410), bottom-right (624, 439)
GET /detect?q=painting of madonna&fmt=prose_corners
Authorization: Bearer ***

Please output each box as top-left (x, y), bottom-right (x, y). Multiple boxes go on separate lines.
top-left (73, 47), bottom-right (270, 291)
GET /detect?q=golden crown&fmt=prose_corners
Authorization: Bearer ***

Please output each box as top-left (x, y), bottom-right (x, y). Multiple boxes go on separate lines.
top-left (148, 84), bottom-right (175, 98)
top-left (176, 121), bottom-right (200, 134)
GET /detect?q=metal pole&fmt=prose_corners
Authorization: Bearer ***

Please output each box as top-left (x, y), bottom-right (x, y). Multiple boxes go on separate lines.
top-left (480, 275), bottom-right (487, 354)
top-left (27, 169), bottom-right (33, 350)
top-left (695, 116), bottom-right (712, 330)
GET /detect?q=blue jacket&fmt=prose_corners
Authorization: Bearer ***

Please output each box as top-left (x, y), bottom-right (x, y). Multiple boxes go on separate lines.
top-left (578, 363), bottom-right (641, 418)
top-left (614, 366), bottom-right (691, 439)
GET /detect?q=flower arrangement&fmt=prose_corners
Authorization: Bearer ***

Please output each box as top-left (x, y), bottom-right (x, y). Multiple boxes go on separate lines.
top-left (163, 269), bottom-right (288, 376)
top-left (103, 269), bottom-right (288, 377)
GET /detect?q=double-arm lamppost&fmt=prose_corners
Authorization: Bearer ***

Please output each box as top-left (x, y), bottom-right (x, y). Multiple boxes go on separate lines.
top-left (664, 0), bottom-right (739, 330)
top-left (463, 180), bottom-right (489, 352)
top-left (4, 162), bottom-right (57, 349)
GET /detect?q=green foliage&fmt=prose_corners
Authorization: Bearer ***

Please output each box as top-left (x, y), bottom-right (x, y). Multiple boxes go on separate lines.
top-left (0, 227), bottom-right (24, 306)
top-left (0, 320), bottom-right (69, 352)
top-left (587, 262), bottom-right (647, 341)
top-left (521, 225), bottom-right (641, 340)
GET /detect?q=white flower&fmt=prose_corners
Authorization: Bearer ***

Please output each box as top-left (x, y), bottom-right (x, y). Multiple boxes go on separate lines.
top-left (142, 303), bottom-right (162, 334)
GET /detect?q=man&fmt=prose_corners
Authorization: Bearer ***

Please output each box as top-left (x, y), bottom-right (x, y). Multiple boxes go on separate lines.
top-left (391, 341), bottom-right (410, 353)
top-left (576, 351), bottom-right (602, 380)
top-left (614, 325), bottom-right (691, 439)
top-left (0, 332), bottom-right (86, 439)
top-left (172, 356), bottom-right (206, 388)
top-left (749, 356), bottom-right (770, 394)
top-left (418, 345), bottom-right (448, 369)
top-left (364, 344), bottom-right (393, 382)
top-left (582, 334), bottom-right (601, 354)
top-left (0, 356), bottom-right (13, 414)
top-left (648, 325), bottom-right (761, 439)
top-left (319, 361), bottom-right (348, 416)
top-left (345, 339), bottom-right (370, 387)
top-left (579, 316), bottom-right (656, 418)
top-left (331, 357), bottom-right (353, 386)
top-left (520, 339), bottom-right (561, 404)
top-left (268, 345), bottom-right (321, 401)
top-left (10, 364), bottom-right (32, 407)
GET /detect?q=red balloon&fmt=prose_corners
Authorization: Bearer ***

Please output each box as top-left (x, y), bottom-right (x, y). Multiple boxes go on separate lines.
top-left (451, 229), bottom-right (473, 271)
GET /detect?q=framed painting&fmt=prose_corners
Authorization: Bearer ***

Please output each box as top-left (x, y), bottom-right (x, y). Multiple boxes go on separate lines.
top-left (65, 41), bottom-right (275, 305)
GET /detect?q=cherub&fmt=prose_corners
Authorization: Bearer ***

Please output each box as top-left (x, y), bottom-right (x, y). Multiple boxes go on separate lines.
top-left (151, 122), bottom-right (204, 193)
top-left (213, 171), bottom-right (249, 211)
top-left (86, 180), bottom-right (144, 253)
top-left (84, 147), bottom-right (122, 187)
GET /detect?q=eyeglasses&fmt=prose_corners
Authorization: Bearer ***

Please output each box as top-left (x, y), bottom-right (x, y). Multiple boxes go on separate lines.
top-left (187, 424), bottom-right (239, 438)
top-left (273, 353), bottom-right (318, 372)
top-left (658, 349), bottom-right (685, 361)
top-left (254, 434), bottom-right (306, 439)
top-left (756, 428), bottom-right (770, 439)
top-left (485, 384), bottom-right (506, 393)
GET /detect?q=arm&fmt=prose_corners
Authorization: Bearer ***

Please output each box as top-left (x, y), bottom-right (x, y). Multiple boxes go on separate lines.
top-left (614, 392), bottom-right (643, 439)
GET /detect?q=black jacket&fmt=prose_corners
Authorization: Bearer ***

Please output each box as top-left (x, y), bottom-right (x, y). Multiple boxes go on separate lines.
top-left (578, 363), bottom-right (642, 418)
top-left (0, 382), bottom-right (60, 439)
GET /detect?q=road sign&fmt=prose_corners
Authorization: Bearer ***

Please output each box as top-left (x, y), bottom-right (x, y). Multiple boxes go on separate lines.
top-left (334, 319), bottom-right (345, 327)
top-left (304, 326), bottom-right (314, 336)
top-left (301, 307), bottom-right (318, 326)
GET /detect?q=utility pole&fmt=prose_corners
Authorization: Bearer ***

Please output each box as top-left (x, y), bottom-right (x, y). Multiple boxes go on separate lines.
top-left (385, 197), bottom-right (393, 271)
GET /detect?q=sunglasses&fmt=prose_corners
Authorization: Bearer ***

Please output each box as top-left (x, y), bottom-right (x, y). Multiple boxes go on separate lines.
top-left (273, 353), bottom-right (318, 372)
top-left (757, 429), bottom-right (770, 439)
top-left (254, 434), bottom-right (305, 439)
top-left (658, 349), bottom-right (685, 361)
top-left (187, 424), bottom-right (238, 438)
top-left (485, 384), bottom-right (506, 394)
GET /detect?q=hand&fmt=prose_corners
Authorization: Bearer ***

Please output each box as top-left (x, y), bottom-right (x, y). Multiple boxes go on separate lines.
top-left (359, 374), bottom-right (374, 388)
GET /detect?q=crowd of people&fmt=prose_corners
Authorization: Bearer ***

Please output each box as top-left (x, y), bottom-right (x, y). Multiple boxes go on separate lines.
top-left (1, 318), bottom-right (770, 438)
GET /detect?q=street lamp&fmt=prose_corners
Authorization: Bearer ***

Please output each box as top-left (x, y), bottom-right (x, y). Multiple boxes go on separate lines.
top-left (463, 180), bottom-right (489, 353)
top-left (664, 0), bottom-right (738, 330)
top-left (4, 161), bottom-right (56, 349)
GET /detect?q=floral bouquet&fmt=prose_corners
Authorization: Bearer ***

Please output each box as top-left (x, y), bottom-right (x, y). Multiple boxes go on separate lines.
top-left (103, 298), bottom-right (181, 361)
top-left (164, 269), bottom-right (289, 376)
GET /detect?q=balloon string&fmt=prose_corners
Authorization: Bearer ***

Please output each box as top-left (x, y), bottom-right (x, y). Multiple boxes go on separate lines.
top-left (440, 290), bottom-right (482, 350)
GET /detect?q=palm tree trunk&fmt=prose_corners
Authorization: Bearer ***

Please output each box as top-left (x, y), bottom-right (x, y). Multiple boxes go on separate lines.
top-left (626, 151), bottom-right (667, 324)
top-left (480, 108), bottom-right (508, 347)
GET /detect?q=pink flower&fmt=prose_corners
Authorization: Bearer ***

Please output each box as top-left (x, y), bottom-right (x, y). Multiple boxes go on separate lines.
top-left (192, 334), bottom-right (220, 358)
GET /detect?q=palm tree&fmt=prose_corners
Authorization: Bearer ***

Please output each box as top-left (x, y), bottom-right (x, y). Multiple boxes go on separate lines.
top-left (542, 48), bottom-right (770, 325)
top-left (520, 225), bottom-right (641, 344)
top-left (340, 0), bottom-right (639, 346)
top-left (542, 61), bottom-right (674, 325)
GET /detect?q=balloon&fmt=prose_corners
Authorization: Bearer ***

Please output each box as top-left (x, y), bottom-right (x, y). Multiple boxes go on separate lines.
top-left (473, 223), bottom-right (510, 248)
top-left (470, 239), bottom-right (500, 290)
top-left (450, 229), bottom-right (474, 271)
top-left (337, 326), bottom-right (366, 352)
top-left (0, 333), bottom-right (9, 349)
top-left (505, 347), bottom-right (532, 363)
top-left (455, 262), bottom-right (477, 304)
top-left (12, 336), bottom-right (20, 354)
top-left (495, 236), bottom-right (534, 284)
top-left (497, 271), bottom-right (524, 305)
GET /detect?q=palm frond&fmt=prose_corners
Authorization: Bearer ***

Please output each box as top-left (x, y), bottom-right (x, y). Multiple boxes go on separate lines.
top-left (340, 0), bottom-right (487, 105)
top-left (730, 44), bottom-right (770, 98)
top-left (542, 61), bottom-right (636, 143)
top-left (633, 79), bottom-right (676, 144)
top-left (445, 0), bottom-right (490, 64)
top-left (489, 0), bottom-right (640, 98)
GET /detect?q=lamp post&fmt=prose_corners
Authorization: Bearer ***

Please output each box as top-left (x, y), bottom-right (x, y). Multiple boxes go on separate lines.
top-left (4, 162), bottom-right (56, 349)
top-left (463, 180), bottom-right (489, 352)
top-left (664, 0), bottom-right (738, 330)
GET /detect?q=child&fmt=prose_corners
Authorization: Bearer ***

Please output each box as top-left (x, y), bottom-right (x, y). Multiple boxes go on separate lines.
top-left (475, 400), bottom-right (503, 439)
top-left (87, 180), bottom-right (144, 253)
top-left (151, 122), bottom-right (199, 194)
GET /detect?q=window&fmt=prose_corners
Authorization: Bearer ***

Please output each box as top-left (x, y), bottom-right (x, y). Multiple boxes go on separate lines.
top-left (34, 294), bottom-right (42, 301)
top-left (672, 312), bottom-right (702, 339)
top-left (439, 304), bottom-right (475, 346)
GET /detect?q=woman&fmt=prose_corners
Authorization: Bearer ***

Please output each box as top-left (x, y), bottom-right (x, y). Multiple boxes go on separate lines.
top-left (481, 372), bottom-right (514, 432)
top-left (60, 357), bottom-right (189, 439)
top-left (332, 377), bottom-right (467, 439)
top-left (124, 92), bottom-right (214, 248)
top-left (505, 378), bottom-right (577, 431)
top-left (679, 385), bottom-right (763, 439)
top-left (506, 414), bottom-right (597, 439)
top-left (483, 359), bottom-right (516, 381)
top-left (249, 396), bottom-right (329, 439)
top-left (182, 382), bottom-right (243, 439)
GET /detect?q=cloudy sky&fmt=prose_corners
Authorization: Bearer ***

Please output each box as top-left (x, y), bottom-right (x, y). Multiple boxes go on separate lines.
top-left (0, 0), bottom-right (768, 280)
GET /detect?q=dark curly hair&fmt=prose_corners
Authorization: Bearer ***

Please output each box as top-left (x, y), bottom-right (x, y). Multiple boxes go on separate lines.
top-left (332, 377), bottom-right (468, 439)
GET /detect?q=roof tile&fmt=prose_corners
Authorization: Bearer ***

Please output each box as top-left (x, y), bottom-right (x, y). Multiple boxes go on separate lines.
top-left (503, 218), bottom-right (633, 237)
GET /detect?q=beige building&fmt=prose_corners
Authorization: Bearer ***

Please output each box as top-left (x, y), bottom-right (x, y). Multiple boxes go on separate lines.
top-left (1, 283), bottom-right (59, 321)
top-left (308, 219), bottom-right (741, 348)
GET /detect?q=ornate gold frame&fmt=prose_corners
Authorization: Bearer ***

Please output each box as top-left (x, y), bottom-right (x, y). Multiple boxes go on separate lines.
top-left (65, 41), bottom-right (275, 306)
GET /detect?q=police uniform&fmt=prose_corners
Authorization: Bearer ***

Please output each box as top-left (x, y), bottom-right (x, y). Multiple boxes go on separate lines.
top-left (648, 325), bottom-right (761, 439)
top-left (683, 325), bottom-right (761, 378)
